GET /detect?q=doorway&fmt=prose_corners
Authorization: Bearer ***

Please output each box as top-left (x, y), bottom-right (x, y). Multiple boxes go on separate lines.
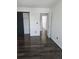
top-left (40, 13), bottom-right (48, 43)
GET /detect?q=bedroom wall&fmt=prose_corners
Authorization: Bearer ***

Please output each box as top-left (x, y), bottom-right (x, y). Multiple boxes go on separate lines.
top-left (49, 1), bottom-right (62, 48)
top-left (17, 7), bottom-right (49, 36)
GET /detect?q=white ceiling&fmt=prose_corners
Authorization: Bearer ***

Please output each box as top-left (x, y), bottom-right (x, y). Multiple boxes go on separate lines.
top-left (17, 0), bottom-right (60, 8)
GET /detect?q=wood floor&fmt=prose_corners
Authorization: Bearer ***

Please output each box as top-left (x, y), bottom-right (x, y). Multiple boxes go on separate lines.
top-left (17, 36), bottom-right (62, 59)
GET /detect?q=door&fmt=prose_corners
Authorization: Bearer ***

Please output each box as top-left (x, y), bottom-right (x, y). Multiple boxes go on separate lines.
top-left (23, 13), bottom-right (30, 39)
top-left (40, 13), bottom-right (48, 43)
top-left (17, 12), bottom-right (24, 37)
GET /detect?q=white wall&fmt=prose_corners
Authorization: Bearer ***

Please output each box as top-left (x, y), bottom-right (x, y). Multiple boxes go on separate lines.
top-left (30, 8), bottom-right (49, 36)
top-left (23, 13), bottom-right (30, 34)
top-left (47, 10), bottom-right (52, 38)
top-left (17, 7), bottom-right (49, 36)
top-left (49, 1), bottom-right (62, 48)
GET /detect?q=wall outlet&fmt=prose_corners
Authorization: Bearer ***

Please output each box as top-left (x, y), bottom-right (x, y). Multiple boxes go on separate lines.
top-left (36, 22), bottom-right (38, 24)
top-left (35, 31), bottom-right (37, 33)
top-left (56, 37), bottom-right (58, 40)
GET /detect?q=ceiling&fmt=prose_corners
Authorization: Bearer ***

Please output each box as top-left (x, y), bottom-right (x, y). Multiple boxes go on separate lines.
top-left (17, 0), bottom-right (60, 8)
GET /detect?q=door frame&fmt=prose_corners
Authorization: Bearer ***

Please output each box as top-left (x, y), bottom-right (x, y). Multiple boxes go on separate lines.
top-left (17, 12), bottom-right (30, 36)
top-left (40, 13), bottom-right (48, 39)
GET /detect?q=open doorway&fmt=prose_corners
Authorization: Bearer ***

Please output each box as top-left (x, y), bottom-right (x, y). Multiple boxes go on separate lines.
top-left (17, 12), bottom-right (30, 38)
top-left (40, 13), bottom-right (48, 43)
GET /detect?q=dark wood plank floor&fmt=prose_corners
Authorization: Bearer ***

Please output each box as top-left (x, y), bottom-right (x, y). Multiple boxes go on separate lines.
top-left (17, 36), bottom-right (62, 59)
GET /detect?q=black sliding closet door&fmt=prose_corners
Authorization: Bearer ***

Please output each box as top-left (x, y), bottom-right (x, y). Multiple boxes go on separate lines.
top-left (17, 12), bottom-right (24, 37)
